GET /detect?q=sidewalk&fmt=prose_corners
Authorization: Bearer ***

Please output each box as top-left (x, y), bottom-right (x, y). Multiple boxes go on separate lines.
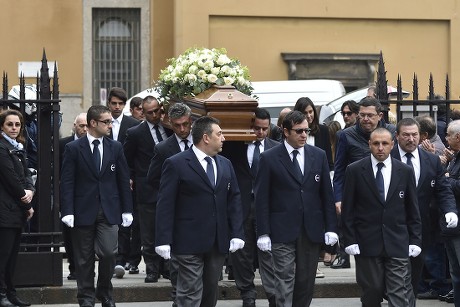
top-left (18, 256), bottom-right (360, 305)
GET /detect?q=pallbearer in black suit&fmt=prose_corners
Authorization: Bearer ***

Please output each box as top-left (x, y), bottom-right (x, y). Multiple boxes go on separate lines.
top-left (341, 128), bottom-right (422, 307)
top-left (391, 118), bottom-right (457, 306)
top-left (222, 107), bottom-right (278, 307)
top-left (146, 102), bottom-right (193, 306)
top-left (61, 105), bottom-right (133, 307)
top-left (155, 116), bottom-right (245, 307)
top-left (123, 96), bottom-right (172, 283)
top-left (255, 110), bottom-right (338, 307)
top-left (59, 112), bottom-right (88, 282)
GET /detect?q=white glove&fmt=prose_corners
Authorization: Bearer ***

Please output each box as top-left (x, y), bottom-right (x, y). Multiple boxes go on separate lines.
top-left (345, 244), bottom-right (361, 255)
top-left (121, 213), bottom-right (133, 227)
top-left (324, 232), bottom-right (339, 246)
top-left (257, 235), bottom-right (271, 252)
top-left (229, 238), bottom-right (245, 253)
top-left (445, 212), bottom-right (458, 228)
top-left (409, 245), bottom-right (422, 257)
top-left (155, 245), bottom-right (171, 260)
top-left (61, 215), bottom-right (74, 228)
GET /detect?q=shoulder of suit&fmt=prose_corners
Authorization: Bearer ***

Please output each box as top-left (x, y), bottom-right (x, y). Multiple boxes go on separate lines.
top-left (124, 116), bottom-right (141, 125)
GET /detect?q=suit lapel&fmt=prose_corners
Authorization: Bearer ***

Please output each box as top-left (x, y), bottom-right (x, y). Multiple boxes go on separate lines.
top-left (387, 158), bottom-right (402, 201)
top-left (79, 138), bottom-right (99, 178)
top-left (278, 146), bottom-right (302, 184)
top-left (361, 157), bottom-right (384, 205)
top-left (100, 137), bottom-right (112, 175)
top-left (302, 145), bottom-right (313, 183)
top-left (142, 122), bottom-right (156, 147)
top-left (215, 155), bottom-right (224, 188)
top-left (186, 151), bottom-right (215, 189)
top-left (417, 148), bottom-right (428, 191)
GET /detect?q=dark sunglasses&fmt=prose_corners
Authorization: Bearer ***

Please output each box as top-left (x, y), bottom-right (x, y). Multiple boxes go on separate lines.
top-left (341, 111), bottom-right (354, 116)
top-left (290, 128), bottom-right (311, 135)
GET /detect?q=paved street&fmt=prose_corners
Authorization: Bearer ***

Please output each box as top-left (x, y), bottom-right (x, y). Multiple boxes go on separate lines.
top-left (30, 298), bottom-right (454, 306)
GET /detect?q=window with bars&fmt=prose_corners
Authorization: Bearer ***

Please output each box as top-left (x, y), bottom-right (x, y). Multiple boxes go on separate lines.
top-left (92, 8), bottom-right (141, 104)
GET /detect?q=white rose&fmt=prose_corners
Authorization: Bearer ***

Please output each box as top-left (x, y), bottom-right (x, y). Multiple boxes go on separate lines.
top-left (228, 68), bottom-right (237, 77)
top-left (211, 67), bottom-right (220, 75)
top-left (237, 76), bottom-right (246, 86)
top-left (223, 77), bottom-right (234, 85)
top-left (189, 65), bottom-right (198, 74)
top-left (220, 65), bottom-right (230, 74)
top-left (197, 70), bottom-right (207, 79)
top-left (185, 74), bottom-right (197, 83)
top-left (207, 74), bottom-right (218, 83)
top-left (216, 54), bottom-right (231, 66)
top-left (203, 60), bottom-right (214, 71)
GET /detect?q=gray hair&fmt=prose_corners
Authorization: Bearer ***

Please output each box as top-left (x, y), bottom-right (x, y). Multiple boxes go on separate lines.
top-left (448, 120), bottom-right (460, 135)
top-left (168, 103), bottom-right (191, 120)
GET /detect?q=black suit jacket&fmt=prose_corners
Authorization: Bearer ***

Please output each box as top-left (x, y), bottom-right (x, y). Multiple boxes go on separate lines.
top-left (341, 156), bottom-right (422, 258)
top-left (59, 135), bottom-right (75, 171)
top-left (110, 115), bottom-right (139, 144)
top-left (222, 138), bottom-right (279, 220)
top-left (314, 124), bottom-right (333, 171)
top-left (123, 121), bottom-right (172, 204)
top-left (255, 143), bottom-right (337, 244)
top-left (146, 134), bottom-right (183, 203)
top-left (391, 146), bottom-right (457, 246)
top-left (60, 136), bottom-right (133, 226)
top-left (155, 149), bottom-right (244, 254)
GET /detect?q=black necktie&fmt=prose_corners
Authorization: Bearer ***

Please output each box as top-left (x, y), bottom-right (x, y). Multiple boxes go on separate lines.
top-left (376, 162), bottom-right (385, 201)
top-left (204, 156), bottom-right (215, 188)
top-left (292, 149), bottom-right (303, 180)
top-left (153, 124), bottom-right (163, 143)
top-left (251, 141), bottom-right (261, 176)
top-left (182, 139), bottom-right (189, 150)
top-left (405, 152), bottom-right (413, 168)
top-left (92, 139), bottom-right (101, 172)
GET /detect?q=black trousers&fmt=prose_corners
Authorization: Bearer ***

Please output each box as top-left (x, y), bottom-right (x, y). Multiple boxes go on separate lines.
top-left (62, 223), bottom-right (76, 273)
top-left (138, 202), bottom-right (163, 275)
top-left (71, 210), bottom-right (118, 306)
top-left (231, 211), bottom-right (275, 302)
top-left (0, 227), bottom-right (21, 293)
top-left (127, 200), bottom-right (142, 267)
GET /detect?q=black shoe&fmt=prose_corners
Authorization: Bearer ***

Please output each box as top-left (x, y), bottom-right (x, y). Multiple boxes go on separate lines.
top-left (6, 294), bottom-right (29, 307)
top-left (331, 257), bottom-right (350, 269)
top-left (439, 289), bottom-right (454, 303)
top-left (0, 293), bottom-right (17, 307)
top-left (124, 263), bottom-right (130, 270)
top-left (67, 272), bottom-right (77, 280)
top-left (97, 296), bottom-right (116, 307)
top-left (145, 273), bottom-right (158, 283)
top-left (128, 265), bottom-right (139, 274)
top-left (242, 298), bottom-right (256, 307)
top-left (418, 289), bottom-right (438, 299)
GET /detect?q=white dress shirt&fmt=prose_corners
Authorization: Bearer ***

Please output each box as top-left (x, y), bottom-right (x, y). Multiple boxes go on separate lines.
top-left (398, 146), bottom-right (420, 187)
top-left (193, 146), bottom-right (217, 185)
top-left (371, 155), bottom-right (392, 201)
top-left (284, 141), bottom-right (305, 175)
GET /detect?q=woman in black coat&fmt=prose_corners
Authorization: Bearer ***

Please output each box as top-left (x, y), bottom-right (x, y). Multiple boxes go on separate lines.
top-left (0, 109), bottom-right (35, 307)
top-left (293, 97), bottom-right (334, 170)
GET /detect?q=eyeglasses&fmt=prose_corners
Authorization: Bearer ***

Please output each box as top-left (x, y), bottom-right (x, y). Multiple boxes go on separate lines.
top-left (5, 122), bottom-right (21, 127)
top-left (358, 113), bottom-right (378, 119)
top-left (290, 128), bottom-right (311, 135)
top-left (97, 119), bottom-right (114, 125)
top-left (145, 108), bottom-right (162, 115)
top-left (341, 111), bottom-right (354, 117)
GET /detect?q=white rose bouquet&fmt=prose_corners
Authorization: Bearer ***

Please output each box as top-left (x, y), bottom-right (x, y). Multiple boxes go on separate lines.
top-left (156, 47), bottom-right (253, 100)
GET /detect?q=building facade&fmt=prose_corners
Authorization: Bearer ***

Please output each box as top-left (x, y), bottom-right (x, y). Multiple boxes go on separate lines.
top-left (1, 0), bottom-right (458, 135)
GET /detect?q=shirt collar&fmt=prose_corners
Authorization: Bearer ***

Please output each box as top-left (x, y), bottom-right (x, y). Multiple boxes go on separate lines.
top-left (283, 140), bottom-right (304, 156)
top-left (397, 145), bottom-right (419, 161)
top-left (87, 133), bottom-right (103, 146)
top-left (371, 154), bottom-right (392, 168)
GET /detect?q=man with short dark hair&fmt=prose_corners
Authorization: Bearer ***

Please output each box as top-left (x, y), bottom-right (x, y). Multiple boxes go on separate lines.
top-left (222, 107), bottom-right (278, 307)
top-left (61, 105), bottom-right (133, 307)
top-left (391, 117), bottom-right (457, 306)
top-left (340, 100), bottom-right (359, 128)
top-left (129, 97), bottom-right (145, 121)
top-left (155, 116), bottom-right (245, 307)
top-left (342, 127), bottom-right (422, 307)
top-left (106, 87), bottom-right (140, 277)
top-left (123, 96), bottom-right (172, 283)
top-left (332, 97), bottom-right (396, 269)
top-left (255, 110), bottom-right (338, 306)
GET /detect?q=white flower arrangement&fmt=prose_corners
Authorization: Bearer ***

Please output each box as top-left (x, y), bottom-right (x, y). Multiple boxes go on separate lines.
top-left (156, 47), bottom-right (253, 100)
